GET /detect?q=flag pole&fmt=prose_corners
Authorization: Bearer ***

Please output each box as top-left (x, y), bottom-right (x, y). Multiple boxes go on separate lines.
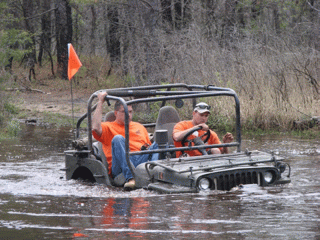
top-left (67, 43), bottom-right (82, 140)
top-left (70, 77), bottom-right (75, 140)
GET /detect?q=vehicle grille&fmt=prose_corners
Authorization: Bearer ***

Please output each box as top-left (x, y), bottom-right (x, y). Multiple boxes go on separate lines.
top-left (213, 171), bottom-right (259, 191)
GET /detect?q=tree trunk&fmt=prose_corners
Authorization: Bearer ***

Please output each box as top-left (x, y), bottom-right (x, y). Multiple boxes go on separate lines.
top-left (55, 0), bottom-right (72, 79)
top-left (272, 3), bottom-right (280, 35)
top-left (105, 6), bottom-right (120, 61)
top-left (171, 0), bottom-right (176, 31)
top-left (22, 0), bottom-right (37, 66)
top-left (38, 0), bottom-right (52, 67)
top-left (221, 0), bottom-right (237, 45)
top-left (90, 5), bottom-right (96, 56)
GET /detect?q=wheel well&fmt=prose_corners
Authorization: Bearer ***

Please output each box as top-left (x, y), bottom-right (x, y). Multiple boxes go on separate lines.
top-left (71, 166), bottom-right (96, 183)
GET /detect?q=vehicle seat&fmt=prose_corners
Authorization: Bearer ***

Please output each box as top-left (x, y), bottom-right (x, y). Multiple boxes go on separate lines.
top-left (97, 111), bottom-right (126, 187)
top-left (154, 106), bottom-right (180, 148)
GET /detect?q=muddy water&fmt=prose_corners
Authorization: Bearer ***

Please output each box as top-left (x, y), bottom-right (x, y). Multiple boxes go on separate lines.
top-left (0, 125), bottom-right (319, 239)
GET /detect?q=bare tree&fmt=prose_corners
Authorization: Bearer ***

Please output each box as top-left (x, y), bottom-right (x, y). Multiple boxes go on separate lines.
top-left (21, 0), bottom-right (37, 80)
top-left (55, 0), bottom-right (72, 79)
top-left (38, 0), bottom-right (53, 67)
top-left (90, 4), bottom-right (97, 56)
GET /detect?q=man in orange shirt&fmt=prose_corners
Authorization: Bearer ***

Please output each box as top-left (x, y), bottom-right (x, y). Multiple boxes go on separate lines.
top-left (92, 92), bottom-right (158, 189)
top-left (173, 102), bottom-right (233, 157)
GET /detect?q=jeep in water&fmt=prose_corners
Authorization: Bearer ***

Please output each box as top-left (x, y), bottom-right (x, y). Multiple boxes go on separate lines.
top-left (63, 84), bottom-right (291, 193)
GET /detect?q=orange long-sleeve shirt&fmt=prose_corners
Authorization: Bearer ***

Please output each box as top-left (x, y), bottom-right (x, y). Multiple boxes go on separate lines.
top-left (173, 120), bottom-right (221, 157)
top-left (92, 121), bottom-right (151, 175)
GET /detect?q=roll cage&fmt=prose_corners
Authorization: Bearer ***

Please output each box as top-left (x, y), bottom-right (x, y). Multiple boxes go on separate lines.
top-left (75, 84), bottom-right (241, 180)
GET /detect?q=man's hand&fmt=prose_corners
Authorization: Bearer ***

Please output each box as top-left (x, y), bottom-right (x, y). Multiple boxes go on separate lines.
top-left (97, 91), bottom-right (108, 103)
top-left (223, 132), bottom-right (234, 143)
top-left (197, 123), bottom-right (209, 131)
top-left (92, 91), bottom-right (108, 137)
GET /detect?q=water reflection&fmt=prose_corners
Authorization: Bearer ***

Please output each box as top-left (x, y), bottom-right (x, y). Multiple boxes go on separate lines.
top-left (0, 124), bottom-right (73, 163)
top-left (93, 194), bottom-right (250, 239)
top-left (99, 198), bottom-right (151, 238)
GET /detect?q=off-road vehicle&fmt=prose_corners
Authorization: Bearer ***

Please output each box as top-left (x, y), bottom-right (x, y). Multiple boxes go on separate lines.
top-left (63, 84), bottom-right (291, 193)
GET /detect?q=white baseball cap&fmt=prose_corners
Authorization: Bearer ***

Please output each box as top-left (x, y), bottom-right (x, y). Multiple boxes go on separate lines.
top-left (194, 102), bottom-right (211, 114)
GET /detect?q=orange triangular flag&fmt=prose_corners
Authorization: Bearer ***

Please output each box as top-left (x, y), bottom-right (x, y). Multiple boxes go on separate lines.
top-left (68, 43), bottom-right (82, 80)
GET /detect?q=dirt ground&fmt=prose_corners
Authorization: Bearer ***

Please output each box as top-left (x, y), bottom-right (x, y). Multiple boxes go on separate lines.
top-left (13, 85), bottom-right (93, 118)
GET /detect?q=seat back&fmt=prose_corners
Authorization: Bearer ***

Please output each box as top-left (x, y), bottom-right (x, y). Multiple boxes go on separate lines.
top-left (97, 111), bottom-right (126, 186)
top-left (104, 111), bottom-right (116, 122)
top-left (154, 106), bottom-right (180, 146)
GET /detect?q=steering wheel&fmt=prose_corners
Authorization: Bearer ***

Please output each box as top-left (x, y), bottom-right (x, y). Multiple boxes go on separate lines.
top-left (181, 126), bottom-right (211, 155)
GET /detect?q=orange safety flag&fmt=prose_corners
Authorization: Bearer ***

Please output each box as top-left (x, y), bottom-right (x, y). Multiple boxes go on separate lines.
top-left (68, 43), bottom-right (82, 80)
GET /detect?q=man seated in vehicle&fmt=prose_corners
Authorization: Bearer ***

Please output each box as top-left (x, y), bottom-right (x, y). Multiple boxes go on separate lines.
top-left (92, 92), bottom-right (159, 190)
top-left (172, 102), bottom-right (234, 157)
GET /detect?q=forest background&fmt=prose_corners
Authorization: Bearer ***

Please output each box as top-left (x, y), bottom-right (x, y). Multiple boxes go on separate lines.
top-left (0, 0), bottom-right (319, 137)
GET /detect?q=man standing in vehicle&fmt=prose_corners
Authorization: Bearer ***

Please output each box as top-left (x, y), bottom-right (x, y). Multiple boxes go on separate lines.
top-left (92, 91), bottom-right (158, 190)
top-left (172, 102), bottom-right (234, 157)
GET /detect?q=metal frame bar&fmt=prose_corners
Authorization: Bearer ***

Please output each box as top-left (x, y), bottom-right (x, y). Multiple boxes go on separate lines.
top-left (81, 84), bottom-right (242, 180)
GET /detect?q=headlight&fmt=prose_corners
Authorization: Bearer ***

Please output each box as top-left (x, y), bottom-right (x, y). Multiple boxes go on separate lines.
top-left (198, 178), bottom-right (210, 190)
top-left (264, 171), bottom-right (274, 183)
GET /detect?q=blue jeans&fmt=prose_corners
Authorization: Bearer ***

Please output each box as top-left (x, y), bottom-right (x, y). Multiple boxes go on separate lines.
top-left (111, 135), bottom-right (159, 181)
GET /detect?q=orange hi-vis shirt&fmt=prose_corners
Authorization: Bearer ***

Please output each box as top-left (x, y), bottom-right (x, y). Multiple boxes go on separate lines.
top-left (173, 120), bottom-right (221, 157)
top-left (92, 121), bottom-right (151, 175)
